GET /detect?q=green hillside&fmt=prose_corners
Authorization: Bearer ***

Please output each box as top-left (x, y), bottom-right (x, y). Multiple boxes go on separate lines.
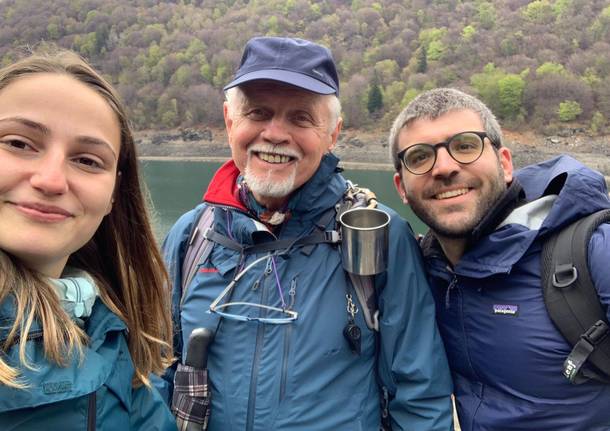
top-left (1, 0), bottom-right (609, 134)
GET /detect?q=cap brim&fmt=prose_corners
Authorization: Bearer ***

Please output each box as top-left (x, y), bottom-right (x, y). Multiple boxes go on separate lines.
top-left (223, 69), bottom-right (337, 95)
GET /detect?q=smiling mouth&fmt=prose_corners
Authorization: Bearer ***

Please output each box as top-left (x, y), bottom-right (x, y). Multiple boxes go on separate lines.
top-left (434, 188), bottom-right (470, 200)
top-left (11, 201), bottom-right (73, 222)
top-left (256, 151), bottom-right (296, 164)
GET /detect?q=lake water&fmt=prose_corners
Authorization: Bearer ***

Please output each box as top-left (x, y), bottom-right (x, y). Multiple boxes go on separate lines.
top-left (140, 160), bottom-right (426, 240)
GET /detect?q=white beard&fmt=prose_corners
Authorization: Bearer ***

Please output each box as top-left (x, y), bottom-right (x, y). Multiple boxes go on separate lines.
top-left (243, 163), bottom-right (298, 198)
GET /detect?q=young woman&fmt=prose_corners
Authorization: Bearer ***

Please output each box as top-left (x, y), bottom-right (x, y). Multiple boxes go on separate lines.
top-left (0, 51), bottom-right (176, 430)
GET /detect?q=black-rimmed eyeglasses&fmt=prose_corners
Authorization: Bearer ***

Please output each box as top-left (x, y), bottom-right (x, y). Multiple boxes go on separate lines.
top-left (397, 131), bottom-right (496, 175)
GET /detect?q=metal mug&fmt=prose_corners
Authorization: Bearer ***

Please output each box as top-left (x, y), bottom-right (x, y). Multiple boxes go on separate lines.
top-left (339, 207), bottom-right (390, 276)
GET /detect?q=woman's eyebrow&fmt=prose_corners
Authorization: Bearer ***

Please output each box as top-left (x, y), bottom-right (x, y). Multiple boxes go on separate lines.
top-left (75, 136), bottom-right (118, 160)
top-left (0, 116), bottom-right (51, 134)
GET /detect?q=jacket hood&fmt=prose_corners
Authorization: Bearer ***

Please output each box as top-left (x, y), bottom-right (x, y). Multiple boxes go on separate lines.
top-left (203, 153), bottom-right (347, 221)
top-left (516, 155), bottom-right (610, 236)
top-left (428, 155), bottom-right (610, 278)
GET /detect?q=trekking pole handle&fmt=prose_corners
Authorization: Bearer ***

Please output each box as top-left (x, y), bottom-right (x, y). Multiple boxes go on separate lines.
top-left (184, 328), bottom-right (214, 369)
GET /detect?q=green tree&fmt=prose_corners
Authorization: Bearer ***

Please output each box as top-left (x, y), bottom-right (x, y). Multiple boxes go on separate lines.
top-left (371, 60), bottom-right (398, 86)
top-left (462, 25), bottom-right (476, 41)
top-left (557, 100), bottom-right (582, 121)
top-left (47, 22), bottom-right (60, 39)
top-left (590, 112), bottom-right (606, 134)
top-left (471, 63), bottom-right (505, 114)
top-left (427, 40), bottom-right (445, 61)
top-left (383, 81), bottom-right (407, 110)
top-left (592, 5), bottom-right (610, 41)
top-left (498, 74), bottom-right (525, 120)
top-left (416, 46), bottom-right (427, 73)
top-left (536, 62), bottom-right (566, 77)
top-left (477, 2), bottom-right (496, 29)
top-left (523, 0), bottom-right (554, 24)
top-left (367, 82), bottom-right (383, 114)
top-left (419, 27), bottom-right (447, 48)
top-left (400, 88), bottom-right (419, 108)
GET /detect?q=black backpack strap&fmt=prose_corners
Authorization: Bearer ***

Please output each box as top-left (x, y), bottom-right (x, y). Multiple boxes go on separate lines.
top-left (542, 209), bottom-right (610, 383)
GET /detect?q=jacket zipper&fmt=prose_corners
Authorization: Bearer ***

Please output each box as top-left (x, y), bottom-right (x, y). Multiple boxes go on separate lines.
top-left (246, 257), bottom-right (272, 431)
top-left (444, 270), bottom-right (458, 309)
top-left (87, 390), bottom-right (97, 431)
top-left (279, 278), bottom-right (297, 402)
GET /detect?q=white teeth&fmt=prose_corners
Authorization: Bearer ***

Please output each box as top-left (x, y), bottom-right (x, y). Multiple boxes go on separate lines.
top-left (435, 188), bottom-right (469, 199)
top-left (258, 152), bottom-right (292, 164)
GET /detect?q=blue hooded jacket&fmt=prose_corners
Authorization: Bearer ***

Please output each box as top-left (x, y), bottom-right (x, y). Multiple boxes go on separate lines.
top-left (161, 154), bottom-right (453, 431)
top-left (0, 299), bottom-right (176, 431)
top-left (424, 155), bottom-right (610, 430)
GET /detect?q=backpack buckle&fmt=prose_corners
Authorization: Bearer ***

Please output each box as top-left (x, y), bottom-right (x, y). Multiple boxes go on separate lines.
top-left (325, 230), bottom-right (341, 244)
top-left (552, 263), bottom-right (578, 288)
top-left (582, 320), bottom-right (609, 347)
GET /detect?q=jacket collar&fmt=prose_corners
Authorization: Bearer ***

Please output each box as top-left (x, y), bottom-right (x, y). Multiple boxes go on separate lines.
top-left (203, 153), bottom-right (345, 218)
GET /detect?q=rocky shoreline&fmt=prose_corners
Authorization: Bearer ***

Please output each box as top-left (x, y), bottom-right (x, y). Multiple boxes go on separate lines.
top-left (135, 127), bottom-right (610, 177)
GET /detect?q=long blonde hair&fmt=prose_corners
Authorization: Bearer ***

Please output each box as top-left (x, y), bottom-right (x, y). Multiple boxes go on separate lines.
top-left (0, 50), bottom-right (172, 388)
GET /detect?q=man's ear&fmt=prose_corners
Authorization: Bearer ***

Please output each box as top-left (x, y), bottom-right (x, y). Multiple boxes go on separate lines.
top-left (498, 146), bottom-right (514, 184)
top-left (393, 172), bottom-right (409, 204)
top-left (328, 117), bottom-right (343, 152)
top-left (223, 102), bottom-right (233, 136)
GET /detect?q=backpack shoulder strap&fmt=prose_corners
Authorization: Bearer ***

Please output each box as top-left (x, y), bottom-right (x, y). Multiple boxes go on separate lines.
top-left (542, 208), bottom-right (610, 383)
top-left (181, 205), bottom-right (215, 307)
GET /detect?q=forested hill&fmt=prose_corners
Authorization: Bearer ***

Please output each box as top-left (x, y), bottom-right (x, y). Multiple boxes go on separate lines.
top-left (1, 0), bottom-right (609, 135)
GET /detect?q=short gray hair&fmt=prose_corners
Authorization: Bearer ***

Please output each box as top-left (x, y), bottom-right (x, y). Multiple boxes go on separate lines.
top-left (388, 88), bottom-right (503, 172)
top-left (225, 86), bottom-right (342, 134)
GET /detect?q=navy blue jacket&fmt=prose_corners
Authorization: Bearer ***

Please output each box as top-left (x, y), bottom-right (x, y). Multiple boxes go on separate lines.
top-left (424, 155), bottom-right (610, 430)
top-left (161, 154), bottom-right (453, 430)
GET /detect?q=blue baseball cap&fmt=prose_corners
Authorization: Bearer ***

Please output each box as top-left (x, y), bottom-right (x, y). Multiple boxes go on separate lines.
top-left (223, 37), bottom-right (339, 95)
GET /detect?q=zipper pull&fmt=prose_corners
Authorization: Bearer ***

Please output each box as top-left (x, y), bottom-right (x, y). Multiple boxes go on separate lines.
top-left (264, 256), bottom-right (273, 276)
top-left (445, 275), bottom-right (457, 309)
top-left (287, 278), bottom-right (297, 309)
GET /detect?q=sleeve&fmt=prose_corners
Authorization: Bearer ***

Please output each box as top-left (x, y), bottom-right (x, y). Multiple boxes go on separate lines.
top-left (376, 207), bottom-right (454, 431)
top-left (130, 384), bottom-right (178, 431)
top-left (153, 204), bottom-right (206, 404)
top-left (588, 222), bottom-right (610, 321)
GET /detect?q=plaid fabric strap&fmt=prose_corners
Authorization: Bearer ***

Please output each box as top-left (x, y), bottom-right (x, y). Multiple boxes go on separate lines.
top-left (172, 364), bottom-right (211, 431)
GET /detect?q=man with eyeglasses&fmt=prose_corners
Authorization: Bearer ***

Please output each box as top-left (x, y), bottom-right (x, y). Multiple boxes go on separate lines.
top-left (159, 37), bottom-right (454, 430)
top-left (390, 87), bottom-right (610, 430)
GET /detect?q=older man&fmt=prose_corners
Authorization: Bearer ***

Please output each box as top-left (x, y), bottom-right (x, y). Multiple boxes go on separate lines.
top-left (160, 37), bottom-right (453, 430)
top-left (390, 87), bottom-right (610, 430)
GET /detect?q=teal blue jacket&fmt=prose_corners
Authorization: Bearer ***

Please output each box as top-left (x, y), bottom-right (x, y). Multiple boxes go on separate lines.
top-left (0, 299), bottom-right (176, 431)
top-left (160, 154), bottom-right (453, 430)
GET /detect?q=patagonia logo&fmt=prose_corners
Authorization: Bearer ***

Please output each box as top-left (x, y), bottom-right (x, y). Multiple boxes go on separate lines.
top-left (493, 304), bottom-right (519, 316)
top-left (43, 380), bottom-right (72, 394)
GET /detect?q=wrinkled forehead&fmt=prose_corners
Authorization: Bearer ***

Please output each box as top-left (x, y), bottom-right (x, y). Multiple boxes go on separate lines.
top-left (239, 80), bottom-right (324, 107)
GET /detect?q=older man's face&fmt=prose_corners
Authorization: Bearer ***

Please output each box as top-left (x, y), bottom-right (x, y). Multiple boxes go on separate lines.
top-left (224, 81), bottom-right (340, 209)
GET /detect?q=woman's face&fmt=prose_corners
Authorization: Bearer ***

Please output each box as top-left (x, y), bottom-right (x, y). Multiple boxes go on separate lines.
top-left (0, 73), bottom-right (121, 277)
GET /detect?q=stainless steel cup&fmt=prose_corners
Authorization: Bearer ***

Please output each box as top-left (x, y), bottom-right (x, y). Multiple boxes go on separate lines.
top-left (339, 207), bottom-right (390, 276)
